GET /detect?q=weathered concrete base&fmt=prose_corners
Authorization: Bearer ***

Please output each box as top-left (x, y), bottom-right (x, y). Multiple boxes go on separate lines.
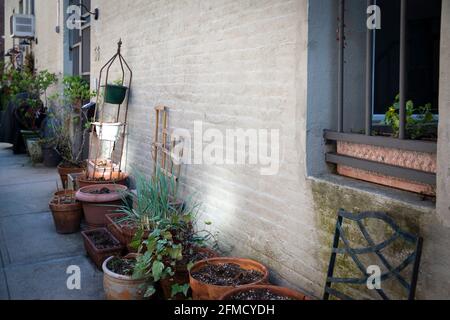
top-left (310, 175), bottom-right (450, 300)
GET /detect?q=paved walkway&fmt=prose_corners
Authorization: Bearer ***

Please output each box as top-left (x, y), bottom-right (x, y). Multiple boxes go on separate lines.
top-left (0, 143), bottom-right (104, 300)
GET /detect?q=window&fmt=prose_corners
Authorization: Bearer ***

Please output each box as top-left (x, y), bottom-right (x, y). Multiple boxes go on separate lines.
top-left (68, 0), bottom-right (91, 82)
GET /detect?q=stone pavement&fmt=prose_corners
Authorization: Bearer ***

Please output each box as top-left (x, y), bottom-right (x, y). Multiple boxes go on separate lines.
top-left (0, 143), bottom-right (104, 300)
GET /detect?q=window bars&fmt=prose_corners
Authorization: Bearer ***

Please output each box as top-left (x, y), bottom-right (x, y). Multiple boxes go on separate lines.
top-left (323, 210), bottom-right (423, 300)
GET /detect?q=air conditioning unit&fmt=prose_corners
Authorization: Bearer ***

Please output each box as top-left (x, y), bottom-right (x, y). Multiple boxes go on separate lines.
top-left (10, 14), bottom-right (35, 39)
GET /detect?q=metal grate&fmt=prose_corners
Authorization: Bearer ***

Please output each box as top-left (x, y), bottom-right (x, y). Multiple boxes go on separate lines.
top-left (323, 210), bottom-right (423, 300)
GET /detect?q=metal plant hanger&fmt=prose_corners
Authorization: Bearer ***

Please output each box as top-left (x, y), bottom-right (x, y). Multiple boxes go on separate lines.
top-left (87, 39), bottom-right (132, 181)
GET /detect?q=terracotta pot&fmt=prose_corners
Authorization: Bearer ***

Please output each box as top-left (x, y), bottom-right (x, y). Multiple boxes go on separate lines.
top-left (57, 164), bottom-right (85, 189)
top-left (77, 174), bottom-right (128, 189)
top-left (102, 255), bottom-right (150, 300)
top-left (105, 213), bottom-right (139, 247)
top-left (81, 228), bottom-right (124, 270)
top-left (220, 285), bottom-right (310, 301)
top-left (161, 247), bottom-right (219, 300)
top-left (189, 257), bottom-right (269, 301)
top-left (76, 184), bottom-right (128, 229)
top-left (49, 191), bottom-right (82, 234)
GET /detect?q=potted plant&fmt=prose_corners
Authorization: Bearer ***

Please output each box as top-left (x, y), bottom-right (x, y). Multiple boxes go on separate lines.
top-left (130, 168), bottom-right (220, 300)
top-left (26, 138), bottom-right (43, 164)
top-left (81, 228), bottom-right (124, 269)
top-left (220, 285), bottom-right (310, 301)
top-left (46, 76), bottom-right (96, 184)
top-left (49, 190), bottom-right (83, 234)
top-left (335, 94), bottom-right (438, 196)
top-left (189, 257), bottom-right (269, 300)
top-left (103, 79), bottom-right (128, 105)
top-left (76, 184), bottom-right (128, 229)
top-left (102, 254), bottom-right (152, 300)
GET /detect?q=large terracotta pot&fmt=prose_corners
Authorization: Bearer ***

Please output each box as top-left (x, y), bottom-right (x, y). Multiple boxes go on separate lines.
top-left (160, 247), bottom-right (219, 300)
top-left (189, 257), bottom-right (269, 300)
top-left (102, 255), bottom-right (150, 300)
top-left (220, 285), bottom-right (310, 301)
top-left (49, 190), bottom-right (82, 234)
top-left (81, 228), bottom-right (124, 270)
top-left (77, 174), bottom-right (128, 189)
top-left (76, 184), bottom-right (128, 229)
top-left (57, 164), bottom-right (85, 189)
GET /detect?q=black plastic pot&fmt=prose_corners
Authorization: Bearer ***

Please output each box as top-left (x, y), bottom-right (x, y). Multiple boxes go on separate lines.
top-left (42, 146), bottom-right (62, 167)
top-left (104, 84), bottom-right (128, 104)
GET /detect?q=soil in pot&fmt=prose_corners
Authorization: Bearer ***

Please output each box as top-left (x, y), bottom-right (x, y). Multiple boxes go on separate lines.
top-left (191, 263), bottom-right (264, 286)
top-left (102, 255), bottom-right (151, 300)
top-left (189, 258), bottom-right (269, 300)
top-left (81, 228), bottom-right (124, 269)
top-left (76, 184), bottom-right (128, 229)
top-left (49, 191), bottom-right (82, 234)
top-left (160, 247), bottom-right (219, 300)
top-left (220, 285), bottom-right (310, 301)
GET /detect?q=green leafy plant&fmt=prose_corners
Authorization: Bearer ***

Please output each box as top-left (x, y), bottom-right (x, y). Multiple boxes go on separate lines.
top-left (384, 94), bottom-right (435, 140)
top-left (62, 76), bottom-right (96, 110)
top-left (116, 168), bottom-right (218, 299)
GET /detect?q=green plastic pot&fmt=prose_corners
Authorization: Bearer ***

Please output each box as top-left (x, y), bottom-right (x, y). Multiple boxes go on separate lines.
top-left (104, 84), bottom-right (128, 105)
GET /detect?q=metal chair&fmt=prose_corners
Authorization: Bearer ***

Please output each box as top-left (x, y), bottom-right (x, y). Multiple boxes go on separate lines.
top-left (323, 210), bottom-right (423, 300)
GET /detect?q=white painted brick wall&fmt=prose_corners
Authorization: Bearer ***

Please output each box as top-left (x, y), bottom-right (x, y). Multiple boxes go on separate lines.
top-left (91, 0), bottom-right (322, 295)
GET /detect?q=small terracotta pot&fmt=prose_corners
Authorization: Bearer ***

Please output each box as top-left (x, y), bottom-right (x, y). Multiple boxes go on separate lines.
top-left (76, 184), bottom-right (128, 229)
top-left (160, 247), bottom-right (219, 300)
top-left (81, 228), bottom-right (124, 270)
top-left (77, 174), bottom-right (128, 189)
top-left (57, 164), bottom-right (85, 189)
top-left (220, 285), bottom-right (310, 301)
top-left (189, 257), bottom-right (269, 300)
top-left (49, 191), bottom-right (82, 234)
top-left (102, 255), bottom-right (150, 300)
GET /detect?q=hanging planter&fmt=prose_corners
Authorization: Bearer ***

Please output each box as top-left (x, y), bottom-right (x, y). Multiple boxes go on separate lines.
top-left (103, 84), bottom-right (128, 105)
top-left (93, 122), bottom-right (123, 142)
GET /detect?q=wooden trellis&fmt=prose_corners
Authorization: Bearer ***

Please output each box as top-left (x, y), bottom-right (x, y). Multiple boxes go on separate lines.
top-left (152, 106), bottom-right (184, 191)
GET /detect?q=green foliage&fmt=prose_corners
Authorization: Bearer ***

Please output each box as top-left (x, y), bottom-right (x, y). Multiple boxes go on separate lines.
top-left (122, 168), bottom-right (218, 299)
top-left (384, 94), bottom-right (435, 140)
top-left (62, 76), bottom-right (96, 108)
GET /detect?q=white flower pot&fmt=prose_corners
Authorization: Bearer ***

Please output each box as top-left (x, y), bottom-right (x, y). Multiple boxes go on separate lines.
top-left (93, 122), bottom-right (123, 141)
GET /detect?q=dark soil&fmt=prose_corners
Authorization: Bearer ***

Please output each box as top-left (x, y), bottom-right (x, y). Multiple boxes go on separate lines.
top-left (87, 229), bottom-right (120, 250)
top-left (178, 247), bottom-right (216, 266)
top-left (107, 257), bottom-right (136, 276)
top-left (229, 289), bottom-right (293, 301)
top-left (191, 263), bottom-right (264, 286)
top-left (88, 187), bottom-right (113, 195)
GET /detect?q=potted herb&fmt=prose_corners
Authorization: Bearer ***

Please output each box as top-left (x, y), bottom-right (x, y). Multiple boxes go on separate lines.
top-left (102, 254), bottom-right (152, 300)
top-left (220, 285), bottom-right (310, 301)
top-left (49, 190), bottom-right (83, 234)
top-left (103, 79), bottom-right (128, 105)
top-left (81, 228), bottom-right (124, 270)
top-left (189, 257), bottom-right (269, 300)
top-left (76, 184), bottom-right (128, 229)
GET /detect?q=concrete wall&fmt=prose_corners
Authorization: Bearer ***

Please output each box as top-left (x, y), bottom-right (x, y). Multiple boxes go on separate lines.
top-left (0, 0), bottom-right (4, 59)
